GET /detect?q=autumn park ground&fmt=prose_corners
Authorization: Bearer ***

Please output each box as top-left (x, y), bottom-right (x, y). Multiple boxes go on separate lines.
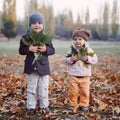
top-left (0, 38), bottom-right (120, 120)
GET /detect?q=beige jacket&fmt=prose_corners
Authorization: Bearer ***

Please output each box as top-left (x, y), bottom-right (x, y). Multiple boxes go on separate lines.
top-left (64, 47), bottom-right (98, 76)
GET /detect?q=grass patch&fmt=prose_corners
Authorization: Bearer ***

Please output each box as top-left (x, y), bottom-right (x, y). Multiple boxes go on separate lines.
top-left (0, 39), bottom-right (19, 54)
top-left (93, 47), bottom-right (120, 56)
top-left (89, 41), bottom-right (120, 56)
top-left (0, 38), bottom-right (120, 56)
top-left (53, 40), bottom-right (120, 56)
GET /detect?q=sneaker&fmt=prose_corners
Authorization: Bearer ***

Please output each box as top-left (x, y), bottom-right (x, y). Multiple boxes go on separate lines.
top-left (79, 106), bottom-right (88, 111)
top-left (39, 107), bottom-right (50, 114)
top-left (26, 109), bottom-right (35, 115)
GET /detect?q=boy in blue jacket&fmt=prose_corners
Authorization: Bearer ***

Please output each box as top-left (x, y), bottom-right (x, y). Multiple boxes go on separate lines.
top-left (19, 11), bottom-right (55, 115)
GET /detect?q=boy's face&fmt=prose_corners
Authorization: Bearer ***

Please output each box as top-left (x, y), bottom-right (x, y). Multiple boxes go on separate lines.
top-left (31, 21), bottom-right (43, 33)
top-left (73, 36), bottom-right (86, 48)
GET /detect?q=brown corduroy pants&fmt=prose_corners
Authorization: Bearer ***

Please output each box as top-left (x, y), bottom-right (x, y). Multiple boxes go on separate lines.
top-left (68, 76), bottom-right (90, 107)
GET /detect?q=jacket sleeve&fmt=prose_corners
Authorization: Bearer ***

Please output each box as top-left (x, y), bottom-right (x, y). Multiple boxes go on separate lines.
top-left (45, 42), bottom-right (55, 55)
top-left (86, 48), bottom-right (98, 64)
top-left (64, 49), bottom-right (74, 65)
top-left (19, 36), bottom-right (31, 55)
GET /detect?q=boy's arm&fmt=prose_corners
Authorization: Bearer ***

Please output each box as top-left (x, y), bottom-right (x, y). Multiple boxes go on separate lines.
top-left (86, 48), bottom-right (98, 64)
top-left (19, 38), bottom-right (31, 55)
top-left (43, 43), bottom-right (55, 55)
top-left (64, 50), bottom-right (75, 65)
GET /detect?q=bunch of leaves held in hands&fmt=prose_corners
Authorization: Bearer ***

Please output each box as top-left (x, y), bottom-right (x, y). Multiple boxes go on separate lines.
top-left (22, 30), bottom-right (52, 64)
top-left (66, 45), bottom-right (95, 67)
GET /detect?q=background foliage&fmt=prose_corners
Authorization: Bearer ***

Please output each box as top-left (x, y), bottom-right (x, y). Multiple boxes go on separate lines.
top-left (0, 0), bottom-right (120, 40)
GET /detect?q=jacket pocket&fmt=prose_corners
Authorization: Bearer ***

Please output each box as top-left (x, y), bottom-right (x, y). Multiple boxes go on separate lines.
top-left (41, 60), bottom-right (49, 65)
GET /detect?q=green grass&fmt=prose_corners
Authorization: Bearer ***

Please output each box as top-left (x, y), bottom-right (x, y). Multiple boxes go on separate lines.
top-left (0, 38), bottom-right (19, 54)
top-left (53, 40), bottom-right (120, 56)
top-left (89, 41), bottom-right (120, 56)
top-left (0, 37), bottom-right (120, 56)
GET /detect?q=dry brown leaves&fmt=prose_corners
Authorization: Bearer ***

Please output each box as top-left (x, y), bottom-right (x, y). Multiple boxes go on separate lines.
top-left (0, 54), bottom-right (120, 119)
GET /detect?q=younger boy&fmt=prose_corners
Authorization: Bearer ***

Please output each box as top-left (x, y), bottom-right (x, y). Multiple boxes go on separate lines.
top-left (64, 28), bottom-right (98, 112)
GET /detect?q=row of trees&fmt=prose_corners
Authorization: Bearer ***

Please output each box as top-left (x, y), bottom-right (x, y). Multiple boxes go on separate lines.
top-left (0, 0), bottom-right (119, 40)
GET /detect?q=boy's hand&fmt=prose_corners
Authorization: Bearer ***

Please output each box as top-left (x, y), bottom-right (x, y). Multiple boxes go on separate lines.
top-left (38, 45), bottom-right (47, 52)
top-left (70, 55), bottom-right (78, 62)
top-left (80, 55), bottom-right (88, 62)
top-left (29, 45), bottom-right (38, 53)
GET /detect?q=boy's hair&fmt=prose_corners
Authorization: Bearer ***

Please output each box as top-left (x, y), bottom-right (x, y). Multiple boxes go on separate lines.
top-left (72, 28), bottom-right (91, 41)
top-left (29, 11), bottom-right (44, 26)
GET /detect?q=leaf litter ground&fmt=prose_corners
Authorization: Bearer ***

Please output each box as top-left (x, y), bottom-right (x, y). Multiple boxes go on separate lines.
top-left (0, 54), bottom-right (120, 120)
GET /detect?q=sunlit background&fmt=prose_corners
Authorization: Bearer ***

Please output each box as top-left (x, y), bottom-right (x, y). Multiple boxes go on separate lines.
top-left (0, 0), bottom-right (120, 40)
top-left (1, 0), bottom-right (120, 21)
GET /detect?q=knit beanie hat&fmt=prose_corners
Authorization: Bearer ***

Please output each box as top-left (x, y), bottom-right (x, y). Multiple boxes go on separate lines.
top-left (29, 11), bottom-right (44, 27)
top-left (72, 28), bottom-right (90, 41)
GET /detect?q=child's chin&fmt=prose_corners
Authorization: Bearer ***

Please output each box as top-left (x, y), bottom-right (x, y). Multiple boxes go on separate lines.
top-left (35, 30), bottom-right (40, 33)
top-left (75, 45), bottom-right (82, 48)
top-left (34, 29), bottom-right (41, 33)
